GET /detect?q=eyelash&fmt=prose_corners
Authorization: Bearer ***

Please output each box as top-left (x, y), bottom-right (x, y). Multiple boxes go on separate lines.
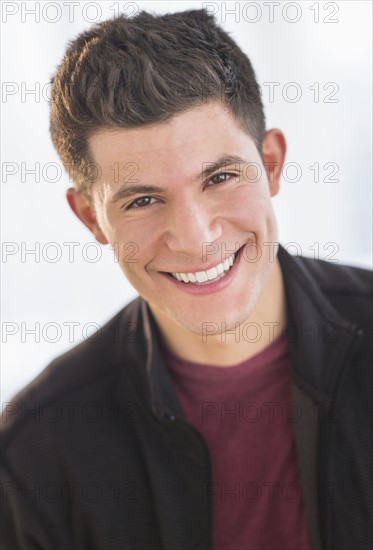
top-left (125, 172), bottom-right (238, 210)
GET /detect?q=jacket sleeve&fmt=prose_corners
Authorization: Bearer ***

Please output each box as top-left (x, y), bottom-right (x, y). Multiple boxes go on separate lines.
top-left (1, 459), bottom-right (53, 550)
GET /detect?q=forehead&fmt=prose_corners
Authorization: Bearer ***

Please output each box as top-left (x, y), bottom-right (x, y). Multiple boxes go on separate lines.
top-left (88, 101), bottom-right (257, 175)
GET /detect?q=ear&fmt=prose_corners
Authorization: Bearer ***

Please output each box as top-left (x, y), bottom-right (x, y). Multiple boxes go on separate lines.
top-left (66, 188), bottom-right (108, 245)
top-left (261, 129), bottom-right (286, 197)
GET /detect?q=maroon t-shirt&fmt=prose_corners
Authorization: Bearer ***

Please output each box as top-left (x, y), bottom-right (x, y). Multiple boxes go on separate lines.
top-left (161, 334), bottom-right (312, 550)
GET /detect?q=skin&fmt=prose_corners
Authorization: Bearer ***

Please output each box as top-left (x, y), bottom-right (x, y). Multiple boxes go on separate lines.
top-left (67, 101), bottom-right (287, 366)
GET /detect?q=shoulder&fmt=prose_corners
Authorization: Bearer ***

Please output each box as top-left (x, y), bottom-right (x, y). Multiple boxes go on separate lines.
top-left (297, 255), bottom-right (372, 327)
top-left (295, 254), bottom-right (372, 297)
top-left (1, 296), bottom-right (144, 447)
top-left (278, 245), bottom-right (372, 333)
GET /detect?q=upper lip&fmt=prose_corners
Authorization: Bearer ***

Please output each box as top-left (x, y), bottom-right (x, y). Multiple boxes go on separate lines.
top-left (159, 245), bottom-right (242, 274)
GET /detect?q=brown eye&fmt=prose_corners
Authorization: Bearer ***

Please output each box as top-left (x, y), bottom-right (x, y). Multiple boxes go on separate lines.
top-left (128, 196), bottom-right (154, 209)
top-left (210, 172), bottom-right (235, 185)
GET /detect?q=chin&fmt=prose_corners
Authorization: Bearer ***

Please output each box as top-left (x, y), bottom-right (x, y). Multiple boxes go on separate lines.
top-left (173, 300), bottom-right (257, 338)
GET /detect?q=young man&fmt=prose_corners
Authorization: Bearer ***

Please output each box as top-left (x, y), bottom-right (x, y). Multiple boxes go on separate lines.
top-left (1, 9), bottom-right (371, 550)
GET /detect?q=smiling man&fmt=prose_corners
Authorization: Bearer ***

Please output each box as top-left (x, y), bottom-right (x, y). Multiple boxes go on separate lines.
top-left (1, 9), bottom-right (372, 550)
top-left (72, 101), bottom-right (287, 367)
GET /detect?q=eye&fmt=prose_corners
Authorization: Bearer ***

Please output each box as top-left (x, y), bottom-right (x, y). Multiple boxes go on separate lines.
top-left (208, 172), bottom-right (237, 186)
top-left (126, 196), bottom-right (157, 210)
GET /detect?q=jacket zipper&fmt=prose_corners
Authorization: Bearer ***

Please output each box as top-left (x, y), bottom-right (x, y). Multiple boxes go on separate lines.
top-left (164, 413), bottom-right (213, 550)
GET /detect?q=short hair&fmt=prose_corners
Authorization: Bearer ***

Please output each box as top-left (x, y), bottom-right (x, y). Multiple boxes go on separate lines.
top-left (50, 9), bottom-right (266, 200)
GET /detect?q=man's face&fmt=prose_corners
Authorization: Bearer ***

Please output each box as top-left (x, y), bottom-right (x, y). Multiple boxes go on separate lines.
top-left (87, 101), bottom-right (282, 335)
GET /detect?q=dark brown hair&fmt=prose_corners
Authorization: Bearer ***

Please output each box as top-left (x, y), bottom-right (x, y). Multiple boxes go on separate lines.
top-left (50, 9), bottom-right (265, 200)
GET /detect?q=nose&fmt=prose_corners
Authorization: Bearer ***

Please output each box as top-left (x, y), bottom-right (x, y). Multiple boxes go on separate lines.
top-left (164, 202), bottom-right (222, 256)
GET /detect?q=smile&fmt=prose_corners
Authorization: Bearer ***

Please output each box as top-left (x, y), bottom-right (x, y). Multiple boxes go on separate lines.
top-left (169, 250), bottom-right (239, 286)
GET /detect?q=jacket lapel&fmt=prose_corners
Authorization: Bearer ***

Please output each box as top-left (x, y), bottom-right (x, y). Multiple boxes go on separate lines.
top-left (137, 299), bottom-right (213, 549)
top-left (278, 245), bottom-right (363, 550)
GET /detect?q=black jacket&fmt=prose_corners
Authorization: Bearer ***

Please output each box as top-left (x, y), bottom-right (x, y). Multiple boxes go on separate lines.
top-left (1, 245), bottom-right (372, 550)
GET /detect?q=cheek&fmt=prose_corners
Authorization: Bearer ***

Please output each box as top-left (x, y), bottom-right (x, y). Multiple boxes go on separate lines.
top-left (116, 254), bottom-right (153, 298)
top-left (109, 222), bottom-right (161, 279)
top-left (218, 186), bottom-right (273, 227)
top-left (109, 204), bottom-right (198, 262)
top-left (104, 215), bottom-right (158, 261)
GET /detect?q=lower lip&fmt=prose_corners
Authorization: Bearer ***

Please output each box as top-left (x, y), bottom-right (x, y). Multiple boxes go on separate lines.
top-left (160, 245), bottom-right (244, 296)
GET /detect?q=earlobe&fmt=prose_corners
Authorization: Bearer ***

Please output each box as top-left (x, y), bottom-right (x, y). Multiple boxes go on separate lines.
top-left (66, 188), bottom-right (108, 245)
top-left (261, 129), bottom-right (287, 197)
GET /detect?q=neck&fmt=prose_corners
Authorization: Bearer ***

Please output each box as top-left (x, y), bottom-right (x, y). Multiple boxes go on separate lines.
top-left (150, 257), bottom-right (287, 367)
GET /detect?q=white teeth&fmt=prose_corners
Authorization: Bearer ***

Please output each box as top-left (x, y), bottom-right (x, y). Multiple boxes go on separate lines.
top-left (216, 263), bottom-right (224, 275)
top-left (196, 271), bottom-right (208, 283)
top-left (170, 251), bottom-right (237, 284)
top-left (206, 267), bottom-right (218, 281)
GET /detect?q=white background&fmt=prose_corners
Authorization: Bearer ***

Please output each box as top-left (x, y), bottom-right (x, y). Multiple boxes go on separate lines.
top-left (1, 0), bottom-right (372, 401)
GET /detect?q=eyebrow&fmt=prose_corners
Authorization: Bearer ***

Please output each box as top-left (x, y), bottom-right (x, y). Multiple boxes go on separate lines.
top-left (109, 154), bottom-right (248, 204)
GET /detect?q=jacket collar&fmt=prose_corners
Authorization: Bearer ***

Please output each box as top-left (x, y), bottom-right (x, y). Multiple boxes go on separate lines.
top-left (276, 244), bottom-right (363, 403)
top-left (141, 298), bottom-right (186, 420)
